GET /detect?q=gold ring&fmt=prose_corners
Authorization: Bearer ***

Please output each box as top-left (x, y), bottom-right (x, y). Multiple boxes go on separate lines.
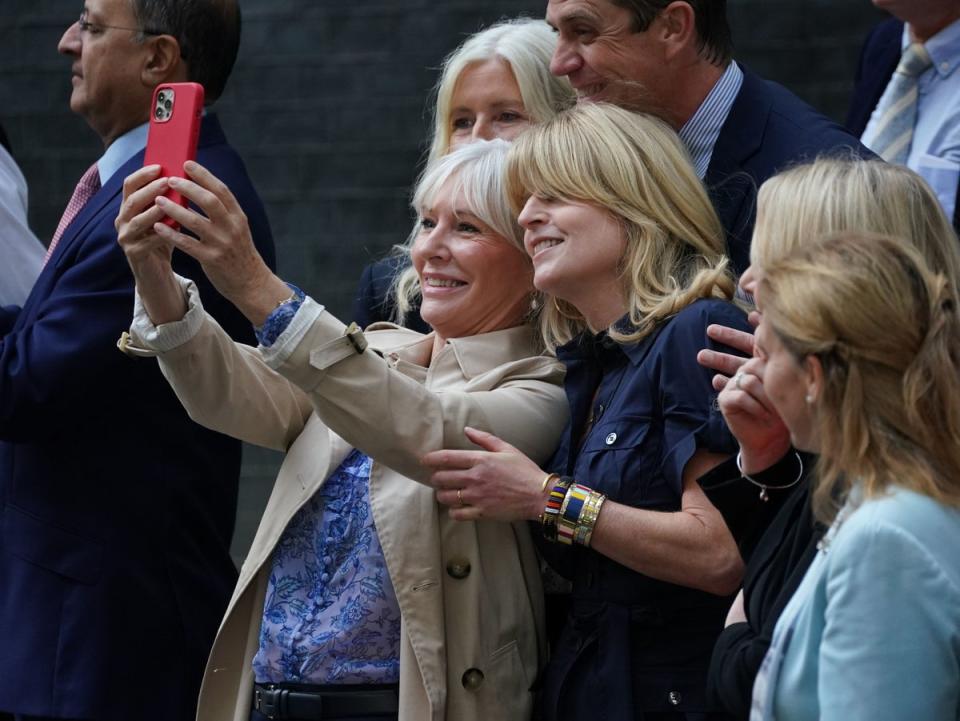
top-left (457, 488), bottom-right (466, 507)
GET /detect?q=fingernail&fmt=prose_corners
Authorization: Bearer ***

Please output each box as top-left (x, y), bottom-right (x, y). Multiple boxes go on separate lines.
top-left (155, 196), bottom-right (168, 206)
top-left (168, 177), bottom-right (179, 187)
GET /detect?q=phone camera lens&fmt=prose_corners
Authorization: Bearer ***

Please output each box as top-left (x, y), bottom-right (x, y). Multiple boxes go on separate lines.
top-left (155, 107), bottom-right (164, 119)
top-left (163, 98), bottom-right (172, 110)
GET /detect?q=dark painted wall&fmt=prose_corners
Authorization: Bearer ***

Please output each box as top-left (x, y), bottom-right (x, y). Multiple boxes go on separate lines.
top-left (0, 0), bottom-right (886, 561)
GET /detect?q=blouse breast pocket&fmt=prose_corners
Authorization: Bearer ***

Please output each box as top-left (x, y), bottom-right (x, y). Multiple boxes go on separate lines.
top-left (575, 416), bottom-right (667, 508)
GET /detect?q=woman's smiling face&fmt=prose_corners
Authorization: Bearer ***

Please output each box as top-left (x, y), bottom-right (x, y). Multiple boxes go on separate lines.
top-left (517, 193), bottom-right (627, 326)
top-left (412, 178), bottom-right (533, 342)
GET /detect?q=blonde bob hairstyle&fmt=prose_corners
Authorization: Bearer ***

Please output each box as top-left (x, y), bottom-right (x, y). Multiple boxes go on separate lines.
top-left (506, 102), bottom-right (734, 349)
top-left (760, 233), bottom-right (960, 525)
top-left (394, 139), bottom-right (531, 325)
top-left (752, 157), bottom-right (960, 287)
top-left (428, 17), bottom-right (575, 165)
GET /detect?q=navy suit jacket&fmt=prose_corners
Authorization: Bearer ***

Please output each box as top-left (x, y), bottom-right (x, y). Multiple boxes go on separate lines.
top-left (845, 18), bottom-right (903, 137)
top-left (708, 68), bottom-right (871, 273)
top-left (0, 114), bottom-right (275, 721)
top-left (846, 18), bottom-right (960, 232)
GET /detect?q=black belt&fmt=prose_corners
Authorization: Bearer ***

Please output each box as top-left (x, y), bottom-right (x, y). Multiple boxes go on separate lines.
top-left (253, 683), bottom-right (399, 720)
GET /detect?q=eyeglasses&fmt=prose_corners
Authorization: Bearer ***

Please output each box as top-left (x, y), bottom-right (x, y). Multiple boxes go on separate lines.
top-left (77, 12), bottom-right (164, 37)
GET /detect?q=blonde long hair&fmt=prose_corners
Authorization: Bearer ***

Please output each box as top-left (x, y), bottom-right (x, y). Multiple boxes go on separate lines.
top-left (391, 18), bottom-right (573, 323)
top-left (428, 17), bottom-right (574, 164)
top-left (753, 158), bottom-right (960, 286)
top-left (761, 233), bottom-right (960, 523)
top-left (506, 102), bottom-right (734, 348)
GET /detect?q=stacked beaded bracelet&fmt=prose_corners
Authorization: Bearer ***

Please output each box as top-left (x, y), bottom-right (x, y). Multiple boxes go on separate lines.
top-left (539, 474), bottom-right (572, 542)
top-left (546, 481), bottom-right (606, 547)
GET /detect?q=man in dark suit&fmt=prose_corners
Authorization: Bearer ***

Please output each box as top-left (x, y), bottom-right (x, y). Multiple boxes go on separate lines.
top-left (0, 1), bottom-right (275, 720)
top-left (546, 0), bottom-right (868, 274)
top-left (846, 2), bottom-right (960, 232)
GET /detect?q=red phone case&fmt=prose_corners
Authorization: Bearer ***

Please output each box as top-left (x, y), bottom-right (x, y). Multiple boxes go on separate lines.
top-left (143, 82), bottom-right (204, 223)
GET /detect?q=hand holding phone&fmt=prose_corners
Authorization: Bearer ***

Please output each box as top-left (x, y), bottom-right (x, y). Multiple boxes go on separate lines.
top-left (143, 82), bottom-right (204, 226)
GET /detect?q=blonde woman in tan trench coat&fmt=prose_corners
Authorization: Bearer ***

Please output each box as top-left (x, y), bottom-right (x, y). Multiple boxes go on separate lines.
top-left (115, 140), bottom-right (567, 721)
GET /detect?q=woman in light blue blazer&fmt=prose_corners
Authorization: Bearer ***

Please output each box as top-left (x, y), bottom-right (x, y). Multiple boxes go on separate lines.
top-left (747, 232), bottom-right (960, 721)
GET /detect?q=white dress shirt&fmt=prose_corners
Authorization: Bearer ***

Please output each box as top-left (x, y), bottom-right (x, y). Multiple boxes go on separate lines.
top-left (0, 145), bottom-right (45, 306)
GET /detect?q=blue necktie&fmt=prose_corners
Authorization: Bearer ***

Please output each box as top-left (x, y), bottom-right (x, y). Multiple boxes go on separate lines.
top-left (861, 43), bottom-right (933, 164)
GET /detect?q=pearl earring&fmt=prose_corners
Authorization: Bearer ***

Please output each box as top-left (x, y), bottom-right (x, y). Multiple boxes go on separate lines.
top-left (805, 394), bottom-right (814, 404)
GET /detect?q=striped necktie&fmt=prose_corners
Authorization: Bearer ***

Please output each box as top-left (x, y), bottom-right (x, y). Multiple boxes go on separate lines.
top-left (43, 162), bottom-right (101, 267)
top-left (861, 42), bottom-right (933, 165)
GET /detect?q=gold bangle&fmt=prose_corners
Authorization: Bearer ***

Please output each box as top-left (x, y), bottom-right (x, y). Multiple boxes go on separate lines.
top-left (540, 472), bottom-right (561, 493)
top-left (574, 491), bottom-right (606, 548)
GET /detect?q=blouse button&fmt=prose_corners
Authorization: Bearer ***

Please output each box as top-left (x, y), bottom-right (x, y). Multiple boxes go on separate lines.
top-left (461, 668), bottom-right (485, 691)
top-left (668, 691), bottom-right (682, 706)
top-left (446, 559), bottom-right (471, 579)
top-left (605, 432), bottom-right (617, 445)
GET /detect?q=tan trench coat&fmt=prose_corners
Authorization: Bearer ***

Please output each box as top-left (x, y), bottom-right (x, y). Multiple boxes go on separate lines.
top-left (130, 302), bottom-right (567, 721)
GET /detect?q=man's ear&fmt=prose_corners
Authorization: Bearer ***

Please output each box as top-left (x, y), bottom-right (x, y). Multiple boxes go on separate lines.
top-left (140, 35), bottom-right (187, 87)
top-left (658, 1), bottom-right (697, 60)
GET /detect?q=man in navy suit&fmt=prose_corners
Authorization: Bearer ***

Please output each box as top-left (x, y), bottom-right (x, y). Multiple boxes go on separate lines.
top-left (847, 2), bottom-right (960, 232)
top-left (0, 1), bottom-right (274, 720)
top-left (545, 0), bottom-right (868, 274)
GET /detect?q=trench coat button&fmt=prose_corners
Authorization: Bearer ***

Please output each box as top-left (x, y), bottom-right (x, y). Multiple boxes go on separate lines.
top-left (668, 690), bottom-right (682, 706)
top-left (605, 432), bottom-right (617, 445)
top-left (461, 668), bottom-right (485, 690)
top-left (446, 559), bottom-right (471, 579)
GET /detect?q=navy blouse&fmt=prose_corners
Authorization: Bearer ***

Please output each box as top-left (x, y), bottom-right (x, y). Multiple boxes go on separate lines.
top-left (540, 297), bottom-right (752, 721)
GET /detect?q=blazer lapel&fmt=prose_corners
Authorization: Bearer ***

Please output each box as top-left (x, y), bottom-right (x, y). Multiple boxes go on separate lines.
top-left (49, 151), bottom-right (145, 271)
top-left (705, 68), bottom-right (772, 269)
top-left (47, 113), bottom-right (226, 273)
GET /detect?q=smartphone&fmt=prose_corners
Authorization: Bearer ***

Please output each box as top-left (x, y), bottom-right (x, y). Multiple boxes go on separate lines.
top-left (143, 82), bottom-right (204, 226)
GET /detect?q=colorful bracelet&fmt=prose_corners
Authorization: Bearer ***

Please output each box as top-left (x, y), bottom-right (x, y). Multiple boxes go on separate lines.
top-left (551, 482), bottom-right (607, 547)
top-left (556, 483), bottom-right (590, 545)
top-left (574, 491), bottom-right (606, 548)
top-left (539, 475), bottom-right (572, 542)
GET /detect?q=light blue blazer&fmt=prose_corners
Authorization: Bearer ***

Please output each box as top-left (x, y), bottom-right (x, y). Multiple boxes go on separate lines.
top-left (772, 487), bottom-right (960, 721)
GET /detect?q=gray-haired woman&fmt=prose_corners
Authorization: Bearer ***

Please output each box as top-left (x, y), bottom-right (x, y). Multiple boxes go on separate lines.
top-left (115, 139), bottom-right (567, 721)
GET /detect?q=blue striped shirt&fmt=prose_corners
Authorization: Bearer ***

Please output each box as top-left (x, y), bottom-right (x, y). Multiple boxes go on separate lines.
top-left (679, 61), bottom-right (744, 179)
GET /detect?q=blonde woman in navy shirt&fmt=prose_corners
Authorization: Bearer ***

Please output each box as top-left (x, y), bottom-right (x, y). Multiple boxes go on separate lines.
top-left (424, 103), bottom-right (752, 720)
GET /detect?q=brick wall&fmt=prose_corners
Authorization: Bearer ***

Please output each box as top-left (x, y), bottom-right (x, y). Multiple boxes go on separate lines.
top-left (0, 0), bottom-right (887, 561)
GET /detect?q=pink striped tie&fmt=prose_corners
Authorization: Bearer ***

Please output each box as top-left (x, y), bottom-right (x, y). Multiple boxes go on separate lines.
top-left (43, 162), bottom-right (101, 267)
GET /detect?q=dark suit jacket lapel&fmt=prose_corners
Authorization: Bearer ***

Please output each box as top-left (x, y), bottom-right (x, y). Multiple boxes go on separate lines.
top-left (48, 153), bottom-right (141, 271)
top-left (705, 69), bottom-right (769, 256)
top-left (845, 19), bottom-right (903, 136)
top-left (47, 114), bottom-right (227, 272)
